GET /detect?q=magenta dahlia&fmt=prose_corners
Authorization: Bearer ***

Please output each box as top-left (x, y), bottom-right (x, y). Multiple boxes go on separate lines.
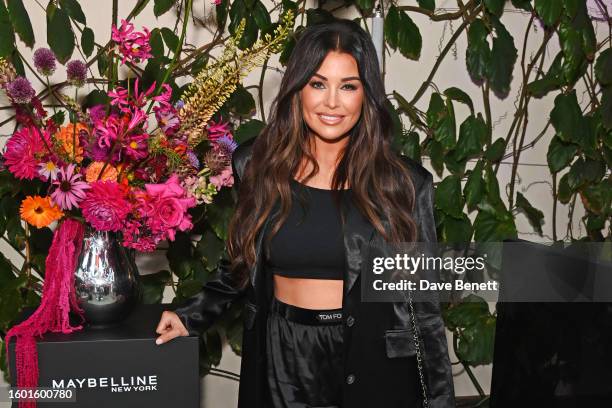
top-left (2, 126), bottom-right (48, 180)
top-left (81, 181), bottom-right (131, 231)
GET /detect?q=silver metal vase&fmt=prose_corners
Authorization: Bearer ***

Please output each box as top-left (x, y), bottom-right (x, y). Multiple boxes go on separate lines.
top-left (74, 227), bottom-right (141, 328)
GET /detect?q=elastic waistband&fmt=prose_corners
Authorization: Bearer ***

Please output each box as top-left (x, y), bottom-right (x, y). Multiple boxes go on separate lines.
top-left (270, 297), bottom-right (343, 325)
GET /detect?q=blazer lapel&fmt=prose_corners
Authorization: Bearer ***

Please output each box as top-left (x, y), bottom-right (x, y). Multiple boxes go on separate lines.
top-left (342, 196), bottom-right (376, 298)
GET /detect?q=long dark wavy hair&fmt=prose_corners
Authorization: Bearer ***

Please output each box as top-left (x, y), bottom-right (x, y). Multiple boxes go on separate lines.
top-left (227, 18), bottom-right (417, 289)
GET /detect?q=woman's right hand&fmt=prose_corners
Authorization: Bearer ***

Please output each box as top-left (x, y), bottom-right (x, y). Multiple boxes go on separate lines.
top-left (155, 310), bottom-right (190, 345)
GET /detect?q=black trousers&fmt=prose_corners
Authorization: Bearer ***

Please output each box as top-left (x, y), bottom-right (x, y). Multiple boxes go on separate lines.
top-left (266, 296), bottom-right (344, 408)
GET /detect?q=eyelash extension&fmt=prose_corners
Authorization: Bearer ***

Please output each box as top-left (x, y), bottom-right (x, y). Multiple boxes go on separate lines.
top-left (309, 81), bottom-right (358, 91)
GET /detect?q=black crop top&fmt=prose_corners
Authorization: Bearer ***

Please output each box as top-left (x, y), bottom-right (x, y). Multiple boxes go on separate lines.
top-left (264, 178), bottom-right (350, 280)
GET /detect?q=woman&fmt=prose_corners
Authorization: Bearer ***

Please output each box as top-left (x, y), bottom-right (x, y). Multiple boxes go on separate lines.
top-left (155, 18), bottom-right (455, 408)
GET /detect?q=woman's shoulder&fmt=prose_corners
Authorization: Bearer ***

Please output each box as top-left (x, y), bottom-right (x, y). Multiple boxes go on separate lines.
top-left (231, 137), bottom-right (256, 181)
top-left (397, 154), bottom-right (433, 190)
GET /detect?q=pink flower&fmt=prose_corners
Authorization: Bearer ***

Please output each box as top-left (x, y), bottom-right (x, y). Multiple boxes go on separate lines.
top-left (212, 0), bottom-right (222, 5)
top-left (51, 164), bottom-right (90, 210)
top-left (111, 19), bottom-right (153, 64)
top-left (3, 126), bottom-right (49, 180)
top-left (124, 133), bottom-right (149, 160)
top-left (81, 181), bottom-right (131, 231)
top-left (207, 118), bottom-right (231, 142)
top-left (209, 166), bottom-right (234, 191)
top-left (154, 105), bottom-right (180, 135)
top-left (144, 175), bottom-right (196, 241)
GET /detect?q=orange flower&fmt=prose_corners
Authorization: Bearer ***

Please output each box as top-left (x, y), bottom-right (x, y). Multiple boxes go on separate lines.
top-left (54, 123), bottom-right (88, 162)
top-left (20, 196), bottom-right (64, 228)
top-left (85, 161), bottom-right (118, 182)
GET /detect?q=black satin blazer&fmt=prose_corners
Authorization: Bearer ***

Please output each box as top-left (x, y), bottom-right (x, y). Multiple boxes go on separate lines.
top-left (174, 137), bottom-right (455, 408)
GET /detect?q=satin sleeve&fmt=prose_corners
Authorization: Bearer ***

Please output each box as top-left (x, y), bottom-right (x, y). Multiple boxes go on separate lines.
top-left (414, 172), bottom-right (456, 408)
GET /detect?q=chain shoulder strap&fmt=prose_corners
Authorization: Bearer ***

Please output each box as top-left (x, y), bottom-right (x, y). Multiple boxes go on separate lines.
top-left (407, 289), bottom-right (429, 408)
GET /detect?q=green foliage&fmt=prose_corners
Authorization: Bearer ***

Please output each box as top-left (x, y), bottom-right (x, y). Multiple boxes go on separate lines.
top-left (7, 0), bottom-right (34, 48)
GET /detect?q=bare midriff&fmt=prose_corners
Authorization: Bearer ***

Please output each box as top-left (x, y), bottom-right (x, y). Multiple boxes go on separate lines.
top-left (273, 275), bottom-right (344, 309)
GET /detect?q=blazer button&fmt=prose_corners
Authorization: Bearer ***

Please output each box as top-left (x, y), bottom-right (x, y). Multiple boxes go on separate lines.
top-left (346, 374), bottom-right (356, 385)
top-left (346, 315), bottom-right (355, 327)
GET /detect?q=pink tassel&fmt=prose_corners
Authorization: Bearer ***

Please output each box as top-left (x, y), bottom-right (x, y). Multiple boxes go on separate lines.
top-left (4, 218), bottom-right (86, 408)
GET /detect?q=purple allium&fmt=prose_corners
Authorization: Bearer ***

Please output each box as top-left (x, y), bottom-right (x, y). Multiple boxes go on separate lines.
top-left (33, 48), bottom-right (57, 76)
top-left (66, 60), bottom-right (87, 87)
top-left (6, 77), bottom-right (35, 104)
top-left (214, 134), bottom-right (238, 157)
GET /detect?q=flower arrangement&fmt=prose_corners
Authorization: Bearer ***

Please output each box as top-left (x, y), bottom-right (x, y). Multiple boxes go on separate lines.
top-left (0, 21), bottom-right (245, 251)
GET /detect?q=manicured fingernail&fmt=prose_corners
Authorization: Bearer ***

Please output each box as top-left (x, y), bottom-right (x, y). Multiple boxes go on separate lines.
top-left (156, 338), bottom-right (162, 345)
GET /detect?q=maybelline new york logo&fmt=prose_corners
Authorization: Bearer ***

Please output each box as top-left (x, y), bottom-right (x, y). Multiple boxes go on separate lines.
top-left (51, 375), bottom-right (158, 393)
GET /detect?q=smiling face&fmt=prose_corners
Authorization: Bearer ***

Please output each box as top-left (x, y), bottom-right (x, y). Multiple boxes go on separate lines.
top-left (300, 51), bottom-right (365, 142)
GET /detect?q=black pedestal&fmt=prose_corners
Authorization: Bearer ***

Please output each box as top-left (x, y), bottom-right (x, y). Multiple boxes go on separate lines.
top-left (7, 303), bottom-right (199, 407)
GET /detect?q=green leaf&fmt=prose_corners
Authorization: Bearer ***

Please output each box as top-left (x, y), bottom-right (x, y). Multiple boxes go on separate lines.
top-left (385, 6), bottom-right (422, 60)
top-left (83, 89), bottom-right (109, 109)
top-left (139, 270), bottom-right (171, 304)
top-left (466, 19), bottom-right (491, 85)
top-left (9, 49), bottom-right (24, 75)
top-left (488, 17), bottom-right (517, 98)
top-left (580, 180), bottom-right (611, 215)
top-left (547, 136), bottom-right (577, 173)
top-left (81, 27), bottom-right (94, 57)
top-left (427, 94), bottom-right (456, 150)
top-left (526, 51), bottom-right (564, 98)
top-left (455, 114), bottom-right (487, 161)
top-left (511, 0), bottom-right (532, 11)
top-left (562, 0), bottom-right (579, 18)
top-left (464, 160), bottom-right (485, 212)
top-left (149, 28), bottom-right (164, 59)
top-left (227, 84), bottom-right (255, 116)
top-left (279, 33), bottom-right (296, 66)
top-left (417, 0), bottom-right (435, 12)
top-left (427, 139), bottom-right (444, 177)
top-left (216, 0), bottom-right (229, 30)
top-left (60, 0), bottom-right (86, 24)
top-left (484, 138), bottom-right (506, 162)
top-left (595, 48), bottom-right (612, 86)
top-left (550, 90), bottom-right (583, 143)
top-left (602, 85), bottom-right (612, 130)
top-left (7, 0), bottom-right (34, 48)
top-left (0, 2), bottom-right (16, 58)
top-left (515, 192), bottom-right (544, 235)
top-left (558, 20), bottom-right (586, 85)
top-left (444, 87), bottom-right (474, 115)
top-left (400, 131), bottom-right (421, 163)
top-left (177, 279), bottom-right (204, 299)
top-left (535, 0), bottom-right (562, 27)
top-left (238, 16), bottom-right (258, 50)
top-left (484, 0), bottom-right (505, 17)
top-left (474, 204), bottom-right (517, 242)
top-left (355, 0), bottom-right (374, 11)
top-left (154, 0), bottom-right (175, 17)
top-left (160, 27), bottom-right (179, 52)
top-left (47, 6), bottom-right (74, 63)
top-left (441, 213), bottom-right (473, 243)
top-left (435, 175), bottom-right (464, 218)
top-left (194, 231), bottom-right (225, 266)
top-left (252, 1), bottom-right (271, 30)
top-left (235, 119), bottom-right (265, 143)
top-left (444, 149), bottom-right (467, 176)
top-left (484, 162), bottom-right (504, 209)
top-left (557, 173), bottom-right (572, 203)
top-left (567, 157), bottom-right (606, 189)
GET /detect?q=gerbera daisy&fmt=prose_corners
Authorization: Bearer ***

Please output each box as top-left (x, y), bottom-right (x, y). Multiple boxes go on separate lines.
top-left (38, 160), bottom-right (60, 181)
top-left (20, 196), bottom-right (64, 228)
top-left (51, 164), bottom-right (90, 210)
